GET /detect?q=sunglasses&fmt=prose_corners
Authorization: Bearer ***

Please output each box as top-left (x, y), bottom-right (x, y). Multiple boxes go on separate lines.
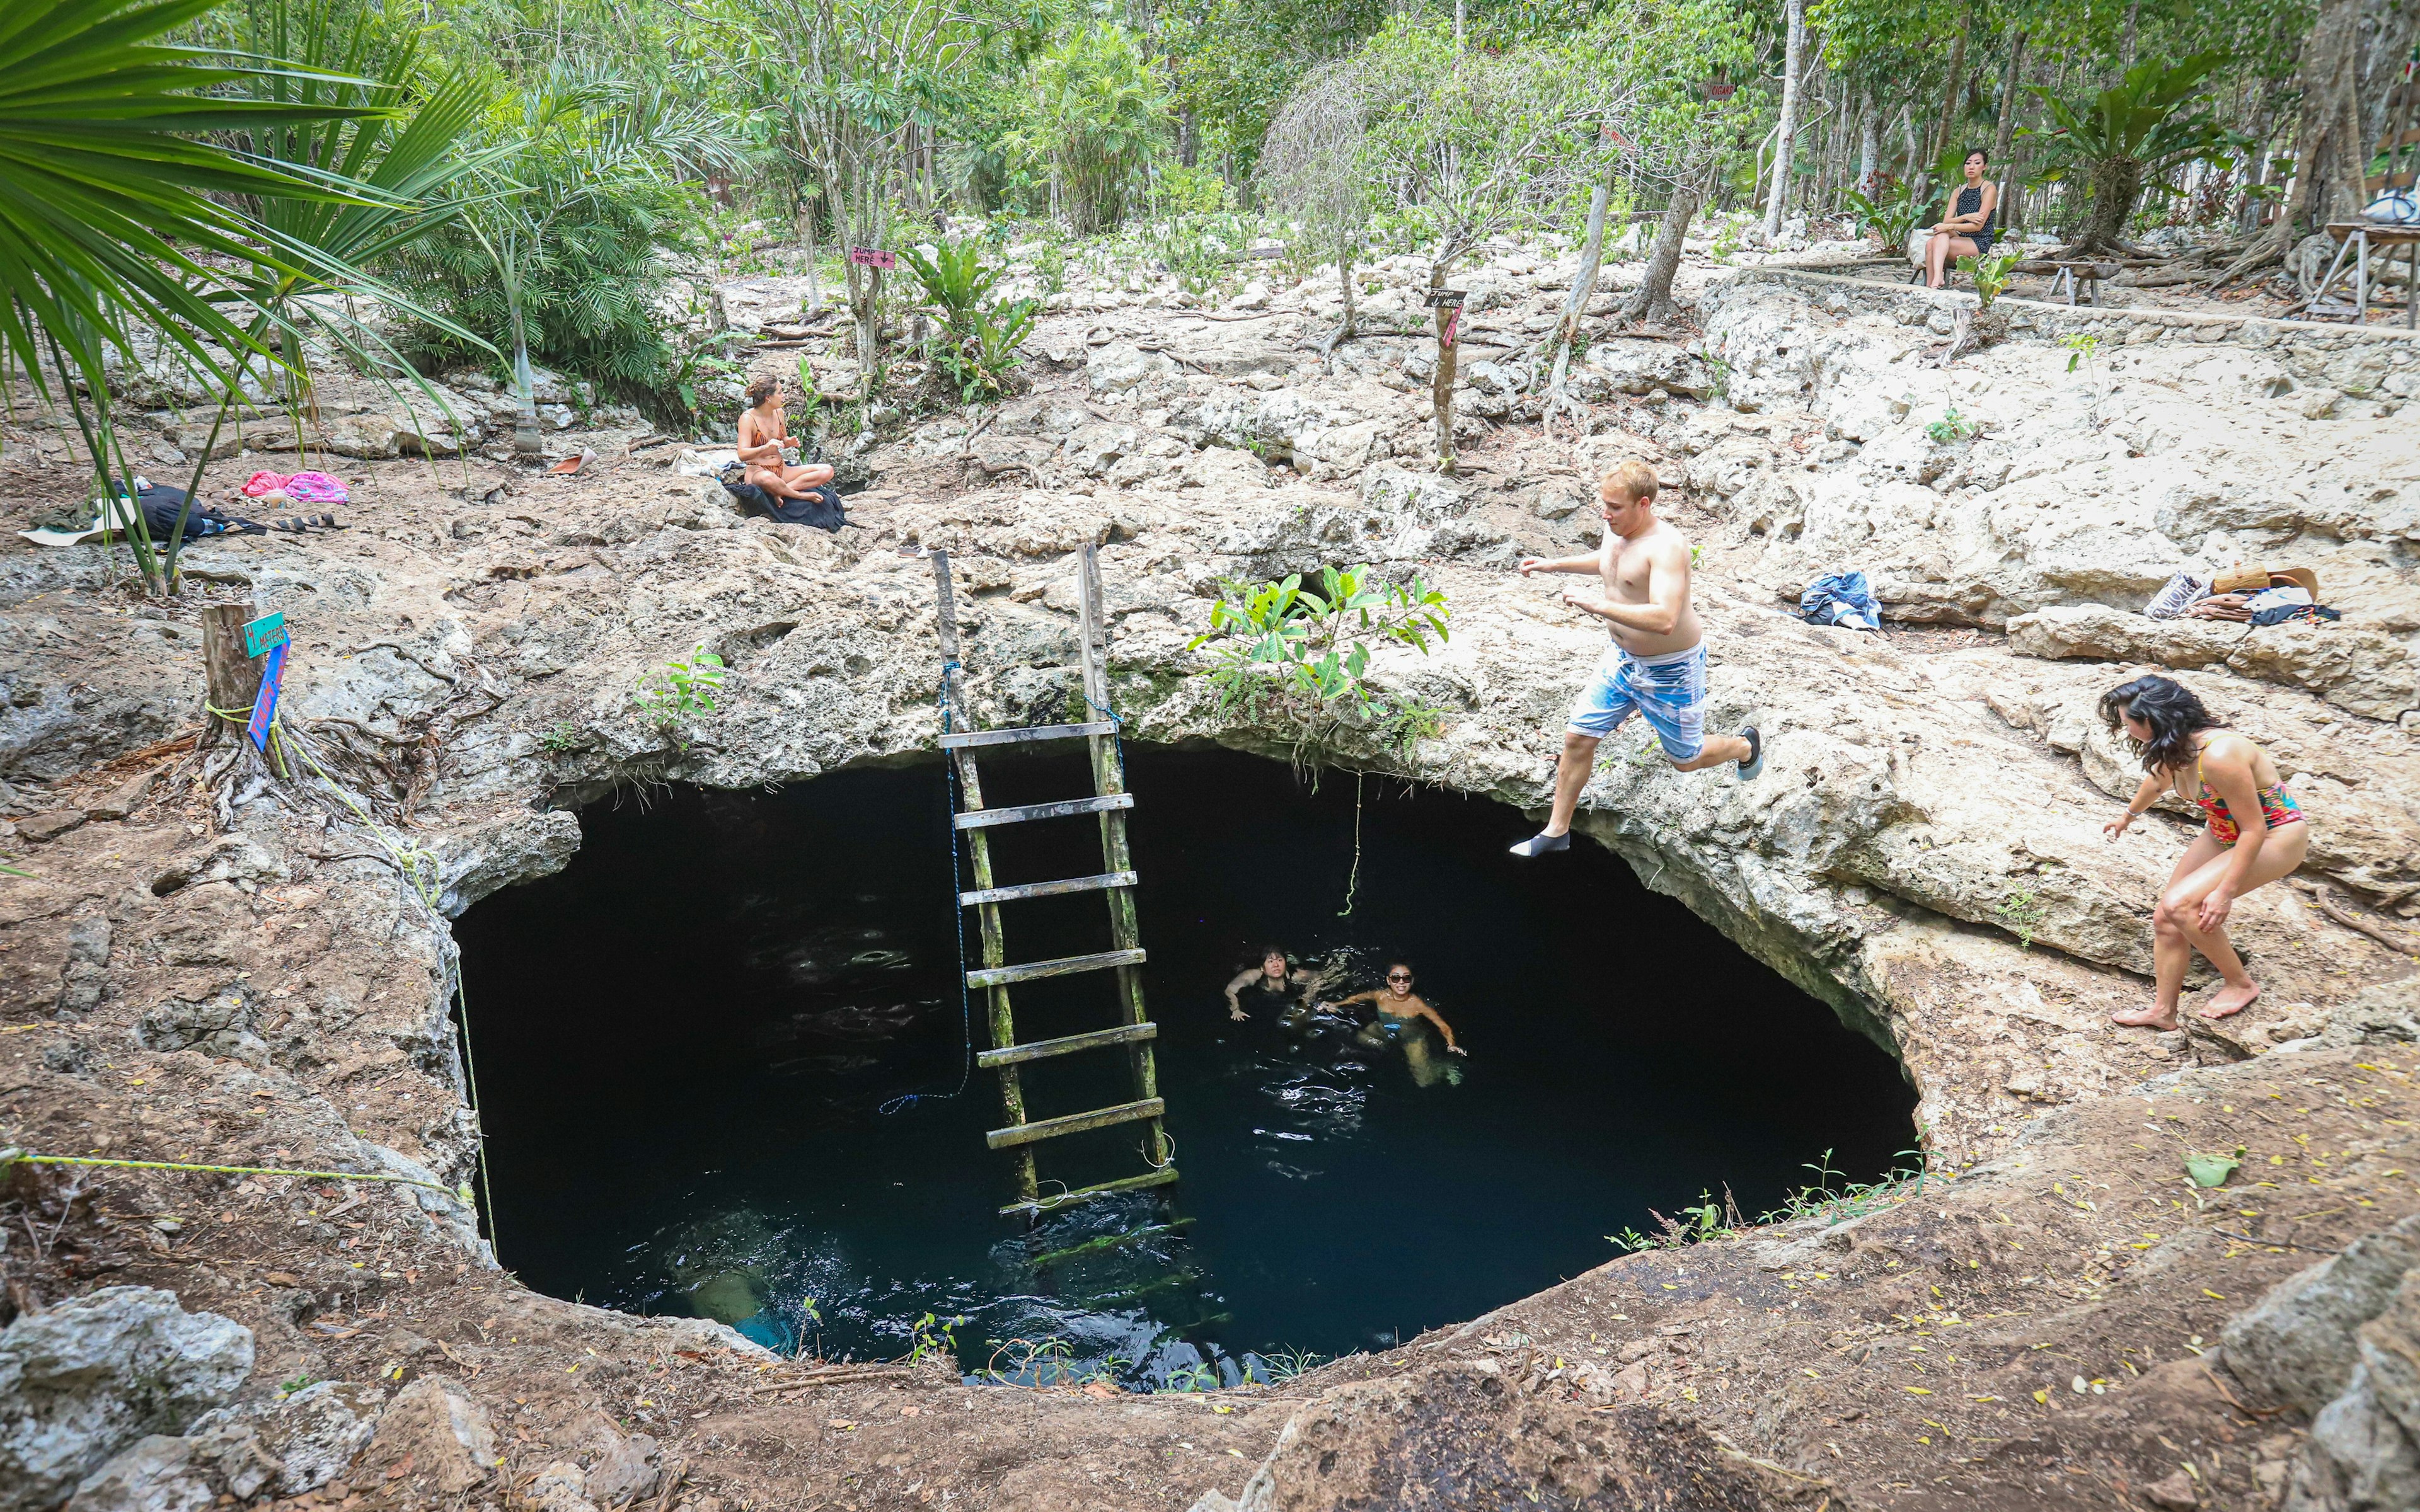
top-left (1387, 972), bottom-right (1411, 982)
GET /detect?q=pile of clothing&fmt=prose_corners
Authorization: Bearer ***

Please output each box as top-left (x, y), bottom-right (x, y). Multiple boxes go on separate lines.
top-left (2145, 564), bottom-right (2340, 627)
top-left (241, 469), bottom-right (350, 506)
top-left (1797, 569), bottom-right (1882, 631)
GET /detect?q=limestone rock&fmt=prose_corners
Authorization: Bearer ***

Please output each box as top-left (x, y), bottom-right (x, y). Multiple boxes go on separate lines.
top-left (1584, 338), bottom-right (1715, 399)
top-left (0, 1286), bottom-right (255, 1512)
top-left (64, 1435), bottom-right (217, 1512)
top-left (2320, 978), bottom-right (2420, 1049)
top-left (137, 982), bottom-right (267, 1063)
top-left (526, 1461), bottom-right (604, 1512)
top-left (17, 809), bottom-right (87, 844)
top-left (1086, 343), bottom-right (1176, 393)
top-left (254, 1382), bottom-right (384, 1494)
top-left (360, 1378), bottom-right (497, 1494)
top-left (584, 1428), bottom-right (662, 1506)
top-left (2009, 605), bottom-right (2418, 721)
top-left (2221, 1212), bottom-right (2420, 1413)
top-left (2284, 1272), bottom-right (2420, 1512)
top-left (433, 808), bottom-right (584, 917)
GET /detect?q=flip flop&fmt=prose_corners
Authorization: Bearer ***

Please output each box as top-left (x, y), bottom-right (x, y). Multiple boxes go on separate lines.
top-left (1736, 726), bottom-right (1764, 781)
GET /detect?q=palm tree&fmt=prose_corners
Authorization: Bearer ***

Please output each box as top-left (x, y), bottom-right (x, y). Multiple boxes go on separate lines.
top-left (2026, 54), bottom-right (2233, 258)
top-left (0, 0), bottom-right (388, 591)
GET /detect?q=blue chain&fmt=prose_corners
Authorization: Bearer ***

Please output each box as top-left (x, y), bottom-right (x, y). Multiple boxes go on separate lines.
top-left (882, 661), bottom-right (974, 1116)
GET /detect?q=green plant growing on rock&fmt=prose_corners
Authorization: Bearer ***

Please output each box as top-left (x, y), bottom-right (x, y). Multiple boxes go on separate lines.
top-left (536, 721), bottom-right (584, 753)
top-left (1926, 407), bottom-right (1978, 444)
top-left (899, 237), bottom-right (1038, 401)
top-left (1954, 246), bottom-right (2024, 310)
top-left (1996, 884), bottom-right (2050, 948)
top-left (1188, 564), bottom-right (1451, 759)
top-left (1249, 1348), bottom-right (1324, 1383)
top-left (902, 1311), bottom-right (964, 1366)
top-left (638, 645), bottom-right (725, 742)
top-left (1162, 1360), bottom-right (1219, 1393)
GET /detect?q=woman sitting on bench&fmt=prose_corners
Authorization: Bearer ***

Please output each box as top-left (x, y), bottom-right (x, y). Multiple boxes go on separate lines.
top-left (1924, 147), bottom-right (1998, 289)
top-left (736, 375), bottom-right (834, 502)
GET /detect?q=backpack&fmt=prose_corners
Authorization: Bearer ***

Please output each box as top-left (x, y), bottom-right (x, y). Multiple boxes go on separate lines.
top-left (2365, 187), bottom-right (2419, 226)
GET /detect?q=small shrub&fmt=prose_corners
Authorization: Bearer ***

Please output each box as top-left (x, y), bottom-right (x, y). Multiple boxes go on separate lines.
top-left (1925, 406), bottom-right (1979, 444)
top-left (1161, 1360), bottom-right (1219, 1393)
top-left (1997, 885), bottom-right (2050, 948)
top-left (1954, 245), bottom-right (2024, 309)
top-left (536, 721), bottom-right (583, 753)
top-left (638, 644), bottom-right (725, 745)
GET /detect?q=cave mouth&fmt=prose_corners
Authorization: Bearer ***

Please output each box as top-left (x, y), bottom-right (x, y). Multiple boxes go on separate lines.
top-left (456, 744), bottom-right (1915, 1389)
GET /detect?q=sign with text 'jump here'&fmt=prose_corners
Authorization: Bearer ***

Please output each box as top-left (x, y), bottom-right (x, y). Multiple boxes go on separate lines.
top-left (847, 246), bottom-right (896, 270)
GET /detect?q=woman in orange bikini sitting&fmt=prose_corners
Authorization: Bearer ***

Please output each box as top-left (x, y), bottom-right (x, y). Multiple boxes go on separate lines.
top-left (2099, 675), bottom-right (2308, 1029)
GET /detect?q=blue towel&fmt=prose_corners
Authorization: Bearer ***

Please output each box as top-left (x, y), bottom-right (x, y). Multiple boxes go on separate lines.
top-left (1799, 570), bottom-right (1881, 631)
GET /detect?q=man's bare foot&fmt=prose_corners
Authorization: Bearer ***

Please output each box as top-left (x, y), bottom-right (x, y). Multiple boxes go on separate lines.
top-left (2111, 1004), bottom-right (2178, 1029)
top-left (2200, 980), bottom-right (2261, 1019)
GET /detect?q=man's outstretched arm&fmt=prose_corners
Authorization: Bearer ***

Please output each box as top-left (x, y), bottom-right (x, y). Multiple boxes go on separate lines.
top-left (1519, 551), bottom-right (1599, 576)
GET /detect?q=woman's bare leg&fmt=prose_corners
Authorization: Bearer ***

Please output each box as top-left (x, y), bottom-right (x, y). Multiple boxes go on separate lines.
top-left (1926, 233), bottom-right (1950, 287)
top-left (2170, 826), bottom-right (2308, 1017)
top-left (2114, 830), bottom-right (2228, 1029)
top-left (745, 466), bottom-right (812, 501)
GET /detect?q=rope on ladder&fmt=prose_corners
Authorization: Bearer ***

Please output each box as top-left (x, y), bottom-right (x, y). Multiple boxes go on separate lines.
top-left (882, 662), bottom-right (975, 1116)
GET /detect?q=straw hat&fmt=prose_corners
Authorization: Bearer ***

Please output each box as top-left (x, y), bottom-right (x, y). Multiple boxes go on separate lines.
top-left (2211, 564), bottom-right (2319, 598)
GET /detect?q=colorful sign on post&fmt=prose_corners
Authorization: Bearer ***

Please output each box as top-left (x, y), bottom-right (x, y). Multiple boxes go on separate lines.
top-left (242, 610), bottom-right (288, 659)
top-left (246, 639), bottom-right (287, 753)
top-left (847, 247), bottom-right (897, 270)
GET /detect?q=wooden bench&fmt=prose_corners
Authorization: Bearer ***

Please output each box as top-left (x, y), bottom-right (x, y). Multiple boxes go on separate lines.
top-left (2311, 222), bottom-right (2420, 328)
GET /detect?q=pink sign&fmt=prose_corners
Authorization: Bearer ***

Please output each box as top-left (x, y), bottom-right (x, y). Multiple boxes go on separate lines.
top-left (848, 247), bottom-right (896, 269)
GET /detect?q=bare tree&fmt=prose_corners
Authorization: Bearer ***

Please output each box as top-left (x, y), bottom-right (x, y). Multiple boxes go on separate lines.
top-left (1763, 0), bottom-right (1807, 235)
top-left (758, 0), bottom-right (969, 399)
top-left (1354, 23), bottom-right (1628, 472)
top-left (1256, 60), bottom-right (1368, 357)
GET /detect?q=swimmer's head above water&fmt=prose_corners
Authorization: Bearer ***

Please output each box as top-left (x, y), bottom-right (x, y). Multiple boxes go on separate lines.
top-left (1260, 946), bottom-right (1289, 979)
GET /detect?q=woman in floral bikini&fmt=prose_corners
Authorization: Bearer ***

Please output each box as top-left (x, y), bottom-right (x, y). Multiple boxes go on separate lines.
top-left (2099, 675), bottom-right (2308, 1030)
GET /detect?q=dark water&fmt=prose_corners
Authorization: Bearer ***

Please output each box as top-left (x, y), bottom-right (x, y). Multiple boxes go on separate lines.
top-left (455, 745), bottom-right (1913, 1387)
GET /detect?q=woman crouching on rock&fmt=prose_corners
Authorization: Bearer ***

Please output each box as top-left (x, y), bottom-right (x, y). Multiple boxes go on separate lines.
top-left (2099, 674), bottom-right (2308, 1029)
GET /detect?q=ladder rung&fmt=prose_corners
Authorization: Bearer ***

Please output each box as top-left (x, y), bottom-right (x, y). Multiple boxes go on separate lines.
top-left (939, 721), bottom-right (1117, 750)
top-left (978, 1021), bottom-right (1156, 1069)
top-left (1001, 1166), bottom-right (1181, 1217)
top-left (960, 871), bottom-right (1136, 906)
top-left (986, 1097), bottom-right (1164, 1150)
top-left (967, 948), bottom-right (1145, 989)
top-left (955, 793), bottom-right (1132, 830)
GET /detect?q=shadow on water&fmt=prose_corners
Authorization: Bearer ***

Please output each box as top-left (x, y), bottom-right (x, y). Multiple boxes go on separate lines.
top-left (455, 743), bottom-right (1916, 1387)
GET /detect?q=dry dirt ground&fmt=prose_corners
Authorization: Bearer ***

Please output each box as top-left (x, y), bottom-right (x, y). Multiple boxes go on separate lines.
top-left (3, 250), bottom-right (2419, 1512)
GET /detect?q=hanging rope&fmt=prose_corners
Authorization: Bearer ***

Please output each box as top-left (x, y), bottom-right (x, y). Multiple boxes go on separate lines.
top-left (882, 662), bottom-right (975, 1116)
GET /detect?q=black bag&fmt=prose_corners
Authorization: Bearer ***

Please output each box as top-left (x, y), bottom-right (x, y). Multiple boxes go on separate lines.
top-left (127, 485), bottom-right (234, 544)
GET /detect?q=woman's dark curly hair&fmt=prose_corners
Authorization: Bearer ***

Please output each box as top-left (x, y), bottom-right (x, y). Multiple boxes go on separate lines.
top-left (2100, 674), bottom-right (2223, 776)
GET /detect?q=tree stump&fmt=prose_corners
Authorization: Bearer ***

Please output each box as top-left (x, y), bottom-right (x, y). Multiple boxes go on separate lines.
top-left (199, 602), bottom-right (263, 747)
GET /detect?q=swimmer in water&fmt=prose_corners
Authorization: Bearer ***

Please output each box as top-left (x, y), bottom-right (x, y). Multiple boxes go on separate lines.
top-left (1223, 946), bottom-right (1328, 1022)
top-left (1328, 963), bottom-right (1465, 1084)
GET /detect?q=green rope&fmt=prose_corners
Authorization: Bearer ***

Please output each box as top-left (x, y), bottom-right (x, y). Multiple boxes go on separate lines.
top-left (190, 699), bottom-right (498, 1249)
top-left (1, 1148), bottom-right (472, 1206)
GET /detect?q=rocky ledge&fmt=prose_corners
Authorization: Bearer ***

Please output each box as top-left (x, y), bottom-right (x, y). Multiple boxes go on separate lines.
top-left (1, 255), bottom-right (2416, 1510)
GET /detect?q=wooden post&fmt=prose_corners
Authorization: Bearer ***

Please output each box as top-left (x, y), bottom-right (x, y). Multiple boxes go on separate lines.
top-left (199, 602), bottom-right (263, 748)
top-left (931, 551), bottom-right (1036, 1206)
top-left (1076, 546), bottom-right (1167, 1172)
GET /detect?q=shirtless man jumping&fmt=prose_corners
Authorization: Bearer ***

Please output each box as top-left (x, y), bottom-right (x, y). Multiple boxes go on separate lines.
top-left (1509, 459), bottom-right (1762, 858)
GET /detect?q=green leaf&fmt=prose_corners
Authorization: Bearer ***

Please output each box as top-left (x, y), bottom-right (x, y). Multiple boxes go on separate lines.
top-left (2184, 1150), bottom-right (2242, 1188)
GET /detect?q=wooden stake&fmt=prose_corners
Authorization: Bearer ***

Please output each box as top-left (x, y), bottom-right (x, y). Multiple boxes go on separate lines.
top-left (199, 602), bottom-right (263, 747)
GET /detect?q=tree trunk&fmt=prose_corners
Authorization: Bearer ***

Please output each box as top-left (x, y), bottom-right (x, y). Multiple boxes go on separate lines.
top-left (1898, 101), bottom-right (1919, 180)
top-left (505, 275), bottom-right (541, 457)
top-left (1622, 176), bottom-right (1705, 326)
top-left (1930, 18), bottom-right (1969, 172)
top-left (847, 260), bottom-right (884, 401)
top-left (2073, 155), bottom-right (2144, 255)
top-left (1764, 0), bottom-right (1807, 234)
top-left (1322, 250), bottom-right (1357, 355)
top-left (2219, 0), bottom-right (2368, 280)
top-left (1429, 263), bottom-right (1458, 474)
top-left (1990, 28), bottom-right (2027, 230)
top-left (1537, 161), bottom-right (1618, 427)
top-left (2120, 1), bottom-right (2138, 71)
top-left (200, 602), bottom-right (265, 748)
top-left (1858, 95), bottom-right (1879, 190)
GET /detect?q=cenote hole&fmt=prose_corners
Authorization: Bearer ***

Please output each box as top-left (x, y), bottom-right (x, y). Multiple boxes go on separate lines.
top-left (456, 745), bottom-right (1915, 1387)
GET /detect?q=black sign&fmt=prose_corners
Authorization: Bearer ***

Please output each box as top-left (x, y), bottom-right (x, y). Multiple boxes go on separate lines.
top-left (1424, 289), bottom-right (1466, 308)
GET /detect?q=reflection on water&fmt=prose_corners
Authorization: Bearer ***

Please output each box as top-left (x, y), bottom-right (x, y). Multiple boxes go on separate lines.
top-left (459, 748), bottom-right (1915, 1388)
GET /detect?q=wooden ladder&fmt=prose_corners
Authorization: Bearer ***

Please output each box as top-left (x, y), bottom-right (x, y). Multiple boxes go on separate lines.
top-left (931, 543), bottom-right (1175, 1218)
